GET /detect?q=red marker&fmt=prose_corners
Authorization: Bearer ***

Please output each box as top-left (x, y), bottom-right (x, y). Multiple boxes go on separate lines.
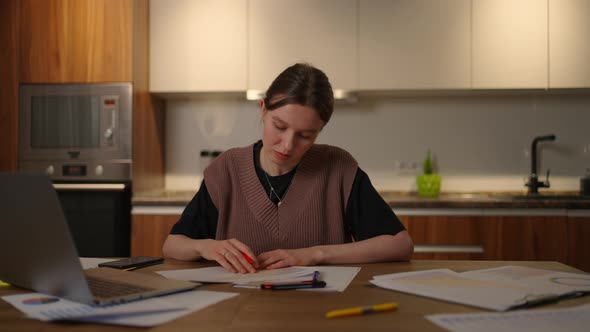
top-left (240, 251), bottom-right (254, 264)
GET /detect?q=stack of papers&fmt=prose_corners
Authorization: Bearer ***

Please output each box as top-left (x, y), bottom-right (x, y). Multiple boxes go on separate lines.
top-left (2, 290), bottom-right (238, 327)
top-left (370, 266), bottom-right (590, 311)
top-left (157, 266), bottom-right (361, 292)
top-left (426, 302), bottom-right (590, 332)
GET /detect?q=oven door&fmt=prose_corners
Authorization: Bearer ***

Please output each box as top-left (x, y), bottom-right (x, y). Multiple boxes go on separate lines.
top-left (54, 182), bottom-right (131, 257)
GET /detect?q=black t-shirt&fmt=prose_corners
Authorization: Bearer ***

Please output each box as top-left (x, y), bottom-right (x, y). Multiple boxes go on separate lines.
top-left (170, 142), bottom-right (405, 242)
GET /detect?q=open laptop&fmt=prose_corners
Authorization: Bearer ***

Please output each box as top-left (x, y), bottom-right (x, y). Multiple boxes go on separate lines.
top-left (0, 173), bottom-right (197, 305)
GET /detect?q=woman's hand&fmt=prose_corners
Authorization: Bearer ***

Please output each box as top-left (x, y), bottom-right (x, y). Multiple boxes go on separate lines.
top-left (199, 238), bottom-right (258, 273)
top-left (257, 248), bottom-right (321, 270)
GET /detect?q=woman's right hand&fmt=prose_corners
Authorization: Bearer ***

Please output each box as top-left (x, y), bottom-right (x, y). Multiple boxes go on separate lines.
top-left (199, 238), bottom-right (258, 273)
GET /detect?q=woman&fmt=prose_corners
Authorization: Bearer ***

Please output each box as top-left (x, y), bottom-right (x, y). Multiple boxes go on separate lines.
top-left (163, 63), bottom-right (413, 273)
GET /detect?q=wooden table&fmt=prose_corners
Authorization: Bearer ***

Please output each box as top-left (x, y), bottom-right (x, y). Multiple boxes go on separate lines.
top-left (1, 260), bottom-right (588, 332)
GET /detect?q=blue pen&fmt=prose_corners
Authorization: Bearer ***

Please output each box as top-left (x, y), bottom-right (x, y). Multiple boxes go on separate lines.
top-left (312, 270), bottom-right (320, 282)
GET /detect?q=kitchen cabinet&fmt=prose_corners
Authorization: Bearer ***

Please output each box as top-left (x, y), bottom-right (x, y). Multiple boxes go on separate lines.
top-left (19, 0), bottom-right (132, 83)
top-left (248, 0), bottom-right (357, 91)
top-left (7, 0), bottom-right (165, 191)
top-left (472, 0), bottom-right (548, 89)
top-left (398, 210), bottom-right (569, 266)
top-left (131, 215), bottom-right (178, 257)
top-left (498, 215), bottom-right (568, 263)
top-left (549, 0), bottom-right (590, 88)
top-left (149, 0), bottom-right (247, 92)
top-left (359, 0), bottom-right (471, 90)
top-left (399, 215), bottom-right (498, 260)
top-left (567, 215), bottom-right (590, 273)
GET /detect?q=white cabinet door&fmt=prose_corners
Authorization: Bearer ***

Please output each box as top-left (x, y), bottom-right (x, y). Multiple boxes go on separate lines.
top-left (248, 0), bottom-right (357, 92)
top-left (472, 0), bottom-right (548, 89)
top-left (150, 0), bottom-right (247, 92)
top-left (549, 0), bottom-right (590, 88)
top-left (359, 0), bottom-right (471, 90)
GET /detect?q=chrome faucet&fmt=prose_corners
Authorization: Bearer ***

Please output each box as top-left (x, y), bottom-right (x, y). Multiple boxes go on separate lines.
top-left (526, 134), bottom-right (556, 195)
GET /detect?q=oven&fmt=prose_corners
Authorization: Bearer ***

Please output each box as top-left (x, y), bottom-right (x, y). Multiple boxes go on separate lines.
top-left (53, 183), bottom-right (131, 257)
top-left (18, 83), bottom-right (133, 257)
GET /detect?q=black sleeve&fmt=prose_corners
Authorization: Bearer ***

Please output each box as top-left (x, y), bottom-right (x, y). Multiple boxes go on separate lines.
top-left (345, 168), bottom-right (406, 241)
top-left (169, 180), bottom-right (219, 239)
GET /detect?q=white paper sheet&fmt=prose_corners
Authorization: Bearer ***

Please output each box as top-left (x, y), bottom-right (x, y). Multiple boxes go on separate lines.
top-left (297, 266), bottom-right (361, 292)
top-left (158, 266), bottom-right (361, 292)
top-left (157, 266), bottom-right (312, 283)
top-left (460, 265), bottom-right (590, 295)
top-left (2, 290), bottom-right (238, 327)
top-left (371, 266), bottom-right (590, 311)
top-left (371, 269), bottom-right (544, 311)
top-left (426, 302), bottom-right (590, 332)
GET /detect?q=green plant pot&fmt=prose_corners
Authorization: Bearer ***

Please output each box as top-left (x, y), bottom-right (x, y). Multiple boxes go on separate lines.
top-left (417, 174), bottom-right (442, 198)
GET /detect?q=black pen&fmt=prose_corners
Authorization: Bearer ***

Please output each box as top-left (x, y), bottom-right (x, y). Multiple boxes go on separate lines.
top-left (507, 291), bottom-right (588, 311)
top-left (262, 280), bottom-right (327, 290)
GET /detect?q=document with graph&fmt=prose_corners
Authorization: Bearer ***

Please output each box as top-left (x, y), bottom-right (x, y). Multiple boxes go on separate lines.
top-left (370, 266), bottom-right (590, 311)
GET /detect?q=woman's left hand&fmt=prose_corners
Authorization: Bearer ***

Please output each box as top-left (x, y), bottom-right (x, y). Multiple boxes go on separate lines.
top-left (256, 248), bottom-right (320, 270)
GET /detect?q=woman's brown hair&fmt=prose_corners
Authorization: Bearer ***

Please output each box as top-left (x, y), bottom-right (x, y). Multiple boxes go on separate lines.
top-left (263, 63), bottom-right (334, 126)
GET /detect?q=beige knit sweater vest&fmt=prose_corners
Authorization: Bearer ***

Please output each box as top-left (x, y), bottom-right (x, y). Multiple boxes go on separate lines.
top-left (204, 143), bottom-right (358, 255)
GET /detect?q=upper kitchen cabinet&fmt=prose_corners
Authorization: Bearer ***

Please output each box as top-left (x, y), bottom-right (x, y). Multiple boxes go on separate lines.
top-left (150, 0), bottom-right (247, 92)
top-left (359, 0), bottom-right (471, 90)
top-left (19, 0), bottom-right (132, 83)
top-left (549, 0), bottom-right (590, 88)
top-left (472, 0), bottom-right (548, 89)
top-left (248, 0), bottom-right (357, 91)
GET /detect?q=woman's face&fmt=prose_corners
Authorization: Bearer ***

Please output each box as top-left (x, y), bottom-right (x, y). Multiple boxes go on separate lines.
top-left (260, 102), bottom-right (324, 174)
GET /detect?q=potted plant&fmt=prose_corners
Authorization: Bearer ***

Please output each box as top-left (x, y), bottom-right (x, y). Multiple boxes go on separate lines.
top-left (417, 150), bottom-right (441, 198)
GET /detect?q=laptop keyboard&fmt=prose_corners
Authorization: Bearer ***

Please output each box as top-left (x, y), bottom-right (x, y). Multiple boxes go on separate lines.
top-left (86, 276), bottom-right (155, 298)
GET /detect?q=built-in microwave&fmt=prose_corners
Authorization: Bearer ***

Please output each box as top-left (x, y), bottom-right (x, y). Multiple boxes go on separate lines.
top-left (19, 83), bottom-right (132, 181)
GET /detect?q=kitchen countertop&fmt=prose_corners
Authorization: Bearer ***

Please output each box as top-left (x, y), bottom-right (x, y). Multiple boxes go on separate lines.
top-left (133, 190), bottom-right (590, 209)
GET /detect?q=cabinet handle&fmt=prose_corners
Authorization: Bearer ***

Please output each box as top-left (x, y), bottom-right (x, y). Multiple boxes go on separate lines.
top-left (414, 245), bottom-right (484, 254)
top-left (53, 183), bottom-right (127, 191)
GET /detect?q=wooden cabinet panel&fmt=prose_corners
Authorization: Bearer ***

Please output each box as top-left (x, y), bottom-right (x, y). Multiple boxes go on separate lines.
top-left (472, 0), bottom-right (548, 88)
top-left (19, 0), bottom-right (132, 83)
top-left (359, 0), bottom-right (471, 90)
top-left (549, 0), bottom-right (590, 88)
top-left (149, 0), bottom-right (247, 92)
top-left (249, 0), bottom-right (357, 91)
top-left (400, 216), bottom-right (499, 260)
top-left (0, 0), bottom-right (19, 172)
top-left (131, 215), bottom-right (178, 257)
top-left (498, 216), bottom-right (568, 263)
top-left (567, 217), bottom-right (590, 272)
top-left (132, 0), bottom-right (166, 192)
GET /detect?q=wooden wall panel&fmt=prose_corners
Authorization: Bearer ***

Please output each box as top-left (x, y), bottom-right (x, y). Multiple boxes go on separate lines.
top-left (131, 0), bottom-right (165, 192)
top-left (131, 215), bottom-right (178, 257)
top-left (567, 217), bottom-right (590, 272)
top-left (19, 0), bottom-right (132, 82)
top-left (0, 0), bottom-right (19, 171)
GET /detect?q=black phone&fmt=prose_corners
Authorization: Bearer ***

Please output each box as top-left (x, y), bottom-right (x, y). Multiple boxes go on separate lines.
top-left (98, 256), bottom-right (164, 270)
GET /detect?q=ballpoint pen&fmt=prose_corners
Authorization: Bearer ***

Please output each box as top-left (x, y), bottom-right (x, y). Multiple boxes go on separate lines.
top-left (325, 303), bottom-right (399, 318)
top-left (262, 280), bottom-right (327, 290)
top-left (507, 291), bottom-right (588, 311)
top-left (261, 271), bottom-right (325, 290)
